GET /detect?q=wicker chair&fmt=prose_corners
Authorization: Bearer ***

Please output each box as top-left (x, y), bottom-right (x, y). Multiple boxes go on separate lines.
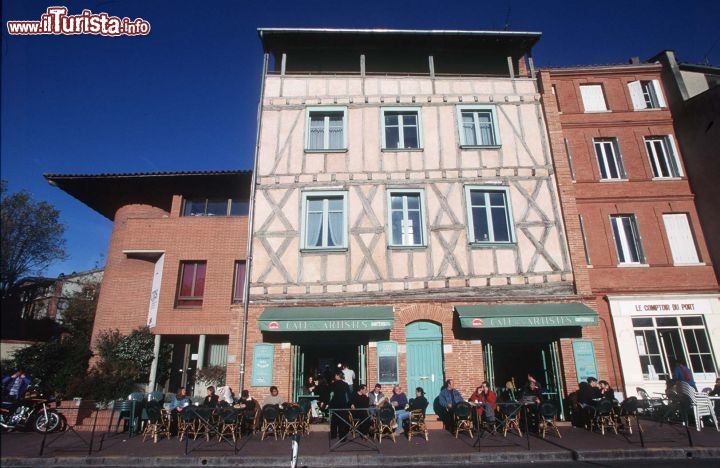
top-left (538, 402), bottom-right (561, 439)
top-left (375, 405), bottom-right (396, 443)
top-left (407, 409), bottom-right (428, 441)
top-left (141, 401), bottom-right (170, 443)
top-left (260, 405), bottom-right (280, 441)
top-left (453, 401), bottom-right (474, 439)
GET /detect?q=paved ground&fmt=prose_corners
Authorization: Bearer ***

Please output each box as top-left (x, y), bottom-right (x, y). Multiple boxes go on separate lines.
top-left (1, 414), bottom-right (719, 467)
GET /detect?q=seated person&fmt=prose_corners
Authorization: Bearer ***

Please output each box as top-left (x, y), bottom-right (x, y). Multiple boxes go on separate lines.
top-left (201, 386), bottom-right (219, 408)
top-left (368, 383), bottom-right (386, 415)
top-left (519, 375), bottom-right (542, 430)
top-left (262, 385), bottom-right (284, 408)
top-left (390, 385), bottom-right (411, 434)
top-left (216, 386), bottom-right (234, 406)
top-left (599, 380), bottom-right (615, 402)
top-left (349, 384), bottom-right (371, 434)
top-left (169, 386), bottom-right (191, 412)
top-left (438, 379), bottom-right (463, 431)
top-left (469, 381), bottom-right (497, 424)
top-left (234, 389), bottom-right (258, 434)
top-left (408, 387), bottom-right (429, 415)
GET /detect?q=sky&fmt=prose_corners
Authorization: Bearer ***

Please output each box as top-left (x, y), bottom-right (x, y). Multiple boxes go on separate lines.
top-left (2, 0), bottom-right (719, 279)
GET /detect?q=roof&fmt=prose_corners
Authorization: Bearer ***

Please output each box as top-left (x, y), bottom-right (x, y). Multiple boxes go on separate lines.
top-left (258, 27), bottom-right (541, 55)
top-left (44, 170), bottom-right (253, 220)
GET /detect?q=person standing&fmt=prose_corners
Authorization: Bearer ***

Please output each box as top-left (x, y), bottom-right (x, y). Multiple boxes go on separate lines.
top-left (672, 359), bottom-right (697, 391)
top-left (329, 371), bottom-right (351, 439)
top-left (341, 363), bottom-right (356, 393)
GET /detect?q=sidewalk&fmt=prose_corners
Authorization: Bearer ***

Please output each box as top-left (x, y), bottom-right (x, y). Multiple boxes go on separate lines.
top-left (1, 416), bottom-right (719, 467)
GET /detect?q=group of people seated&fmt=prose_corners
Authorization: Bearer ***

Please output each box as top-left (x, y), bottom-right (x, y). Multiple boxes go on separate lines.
top-left (436, 374), bottom-right (548, 433)
top-left (568, 376), bottom-right (618, 428)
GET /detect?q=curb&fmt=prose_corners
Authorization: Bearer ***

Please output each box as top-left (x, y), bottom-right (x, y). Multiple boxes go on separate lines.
top-left (4, 448), bottom-right (720, 467)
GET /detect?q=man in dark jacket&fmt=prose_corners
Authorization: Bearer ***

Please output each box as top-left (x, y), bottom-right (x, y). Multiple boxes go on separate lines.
top-left (329, 371), bottom-right (350, 439)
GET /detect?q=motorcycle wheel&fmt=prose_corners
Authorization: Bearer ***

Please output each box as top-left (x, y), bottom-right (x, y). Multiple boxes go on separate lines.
top-left (33, 411), bottom-right (61, 433)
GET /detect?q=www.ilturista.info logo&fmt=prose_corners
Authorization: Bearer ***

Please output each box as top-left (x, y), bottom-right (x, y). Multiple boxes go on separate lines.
top-left (7, 7), bottom-right (150, 36)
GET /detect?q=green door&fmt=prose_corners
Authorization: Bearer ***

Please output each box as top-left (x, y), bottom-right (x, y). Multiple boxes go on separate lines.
top-left (406, 321), bottom-right (443, 414)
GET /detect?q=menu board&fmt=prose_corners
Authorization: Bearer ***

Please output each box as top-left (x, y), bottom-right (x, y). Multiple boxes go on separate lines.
top-left (572, 340), bottom-right (598, 383)
top-left (251, 343), bottom-right (274, 387)
top-left (377, 341), bottom-right (398, 384)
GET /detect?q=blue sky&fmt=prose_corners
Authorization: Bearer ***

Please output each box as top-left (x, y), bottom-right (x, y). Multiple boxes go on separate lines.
top-left (2, 0), bottom-right (719, 278)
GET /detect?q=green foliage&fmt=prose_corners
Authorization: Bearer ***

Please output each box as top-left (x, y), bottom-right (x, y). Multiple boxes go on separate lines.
top-left (5, 291), bottom-right (97, 396)
top-left (195, 365), bottom-right (226, 387)
top-left (75, 326), bottom-right (172, 403)
top-left (1, 181), bottom-right (67, 298)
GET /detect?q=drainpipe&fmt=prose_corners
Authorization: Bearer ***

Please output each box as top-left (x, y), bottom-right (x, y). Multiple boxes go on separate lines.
top-left (239, 50), bottom-right (269, 392)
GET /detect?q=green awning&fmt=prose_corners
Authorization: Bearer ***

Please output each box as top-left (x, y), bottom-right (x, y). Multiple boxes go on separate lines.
top-left (455, 303), bottom-right (597, 328)
top-left (259, 306), bottom-right (394, 332)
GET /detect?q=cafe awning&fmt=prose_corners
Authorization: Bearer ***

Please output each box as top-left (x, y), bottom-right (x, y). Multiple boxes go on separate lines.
top-left (455, 303), bottom-right (597, 328)
top-left (259, 306), bottom-right (394, 332)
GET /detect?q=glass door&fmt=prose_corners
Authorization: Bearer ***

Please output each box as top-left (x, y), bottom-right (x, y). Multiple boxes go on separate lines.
top-left (291, 345), bottom-right (304, 402)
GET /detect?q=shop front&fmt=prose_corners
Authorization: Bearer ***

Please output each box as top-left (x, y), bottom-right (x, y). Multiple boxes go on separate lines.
top-left (255, 306), bottom-right (394, 401)
top-left (608, 294), bottom-right (720, 396)
top-left (456, 303), bottom-right (599, 419)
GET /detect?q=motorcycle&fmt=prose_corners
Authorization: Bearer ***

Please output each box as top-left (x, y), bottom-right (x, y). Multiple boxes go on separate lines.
top-left (0, 385), bottom-right (64, 433)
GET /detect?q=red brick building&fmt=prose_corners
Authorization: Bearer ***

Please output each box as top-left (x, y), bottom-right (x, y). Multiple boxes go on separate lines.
top-left (44, 171), bottom-right (252, 395)
top-left (538, 63), bottom-right (720, 398)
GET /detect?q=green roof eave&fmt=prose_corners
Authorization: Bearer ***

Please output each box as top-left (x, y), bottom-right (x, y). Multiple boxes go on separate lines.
top-left (259, 306), bottom-right (394, 332)
top-left (455, 303), bottom-right (597, 328)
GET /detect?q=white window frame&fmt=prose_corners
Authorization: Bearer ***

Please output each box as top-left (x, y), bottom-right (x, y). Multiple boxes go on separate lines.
top-left (386, 189), bottom-right (427, 247)
top-left (633, 316), bottom-right (717, 381)
top-left (305, 106), bottom-right (347, 151)
top-left (610, 214), bottom-right (646, 265)
top-left (645, 135), bottom-right (683, 178)
top-left (662, 213), bottom-right (700, 265)
top-left (464, 185), bottom-right (516, 244)
top-left (628, 80), bottom-right (666, 110)
top-left (300, 191), bottom-right (348, 250)
top-left (593, 138), bottom-right (627, 180)
top-left (381, 107), bottom-right (422, 150)
top-left (456, 105), bottom-right (501, 147)
top-left (580, 84), bottom-right (608, 112)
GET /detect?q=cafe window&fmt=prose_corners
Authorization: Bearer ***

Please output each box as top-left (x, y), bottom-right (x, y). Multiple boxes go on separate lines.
top-left (632, 315), bottom-right (717, 381)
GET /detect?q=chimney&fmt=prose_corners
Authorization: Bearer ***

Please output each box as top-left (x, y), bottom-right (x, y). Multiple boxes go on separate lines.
top-left (629, 56), bottom-right (641, 64)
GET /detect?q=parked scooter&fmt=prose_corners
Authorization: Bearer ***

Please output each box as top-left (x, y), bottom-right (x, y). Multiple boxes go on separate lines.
top-left (0, 384), bottom-right (63, 433)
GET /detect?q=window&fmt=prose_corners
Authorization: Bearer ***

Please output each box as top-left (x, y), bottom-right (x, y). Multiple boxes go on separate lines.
top-left (387, 190), bottom-right (426, 247)
top-left (177, 261), bottom-right (206, 307)
top-left (306, 107), bottom-right (347, 151)
top-left (182, 198), bottom-right (249, 216)
top-left (232, 261), bottom-right (246, 303)
top-left (593, 138), bottom-right (626, 180)
top-left (633, 316), bottom-right (717, 381)
top-left (610, 215), bottom-right (645, 264)
top-left (628, 80), bottom-right (666, 110)
top-left (579, 84), bottom-right (608, 112)
top-left (382, 108), bottom-right (421, 149)
top-left (301, 192), bottom-right (347, 250)
top-left (662, 214), bottom-right (700, 264)
top-left (465, 186), bottom-right (514, 243)
top-left (457, 106), bottom-right (500, 147)
top-left (645, 136), bottom-right (682, 178)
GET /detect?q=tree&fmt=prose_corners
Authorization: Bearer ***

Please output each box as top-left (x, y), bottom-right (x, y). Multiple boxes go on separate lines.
top-left (1, 180), bottom-right (67, 298)
top-left (5, 289), bottom-right (97, 395)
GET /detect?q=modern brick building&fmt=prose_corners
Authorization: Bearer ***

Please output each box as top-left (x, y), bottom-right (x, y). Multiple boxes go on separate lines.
top-left (44, 171), bottom-right (252, 395)
top-left (538, 62), bottom-right (720, 397)
top-left (245, 28), bottom-right (604, 415)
